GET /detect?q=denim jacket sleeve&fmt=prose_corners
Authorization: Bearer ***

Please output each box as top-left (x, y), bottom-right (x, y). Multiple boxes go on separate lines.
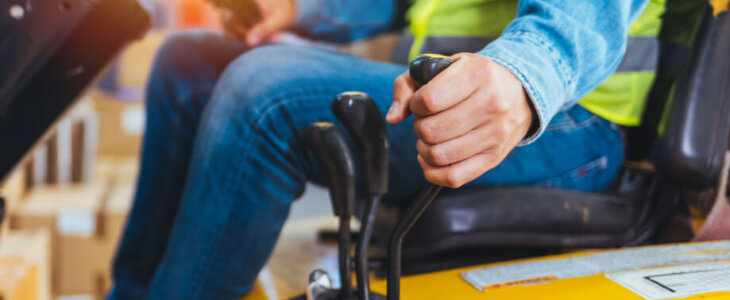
top-left (293, 0), bottom-right (406, 43)
top-left (477, 0), bottom-right (650, 144)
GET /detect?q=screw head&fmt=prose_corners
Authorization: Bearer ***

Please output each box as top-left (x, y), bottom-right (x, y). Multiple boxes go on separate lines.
top-left (9, 4), bottom-right (24, 20)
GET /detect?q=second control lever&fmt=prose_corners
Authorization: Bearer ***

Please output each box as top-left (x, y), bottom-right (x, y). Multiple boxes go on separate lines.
top-left (332, 92), bottom-right (390, 300)
top-left (305, 122), bottom-right (357, 299)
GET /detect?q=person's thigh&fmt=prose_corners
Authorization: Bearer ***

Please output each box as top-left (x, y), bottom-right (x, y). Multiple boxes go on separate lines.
top-left (110, 29), bottom-right (249, 299)
top-left (469, 105), bottom-right (625, 192)
top-left (143, 45), bottom-right (410, 298)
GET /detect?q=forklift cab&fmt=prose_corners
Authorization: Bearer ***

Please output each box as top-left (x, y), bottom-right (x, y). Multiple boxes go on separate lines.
top-left (0, 0), bottom-right (150, 223)
top-left (372, 3), bottom-right (730, 263)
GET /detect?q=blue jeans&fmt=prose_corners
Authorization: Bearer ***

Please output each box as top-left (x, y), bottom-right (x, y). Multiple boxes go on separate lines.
top-left (108, 30), bottom-right (624, 300)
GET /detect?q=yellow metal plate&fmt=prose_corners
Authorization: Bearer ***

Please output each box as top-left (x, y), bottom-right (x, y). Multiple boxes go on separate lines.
top-left (369, 254), bottom-right (730, 299)
top-left (711, 0), bottom-right (730, 15)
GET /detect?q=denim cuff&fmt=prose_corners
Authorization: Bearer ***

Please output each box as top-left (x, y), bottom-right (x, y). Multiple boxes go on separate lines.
top-left (477, 31), bottom-right (571, 145)
top-left (294, 0), bottom-right (323, 27)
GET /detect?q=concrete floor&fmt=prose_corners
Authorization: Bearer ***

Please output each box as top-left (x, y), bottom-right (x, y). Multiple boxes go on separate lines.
top-left (289, 183), bottom-right (333, 219)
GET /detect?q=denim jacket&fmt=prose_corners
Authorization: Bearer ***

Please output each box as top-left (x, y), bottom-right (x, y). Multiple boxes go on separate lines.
top-left (294, 0), bottom-right (650, 143)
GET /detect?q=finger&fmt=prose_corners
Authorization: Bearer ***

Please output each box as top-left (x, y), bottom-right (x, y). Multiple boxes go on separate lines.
top-left (418, 150), bottom-right (500, 188)
top-left (387, 73), bottom-right (416, 124)
top-left (416, 122), bottom-right (499, 166)
top-left (412, 87), bottom-right (494, 144)
top-left (246, 10), bottom-right (288, 47)
top-left (221, 11), bottom-right (249, 41)
top-left (409, 57), bottom-right (484, 117)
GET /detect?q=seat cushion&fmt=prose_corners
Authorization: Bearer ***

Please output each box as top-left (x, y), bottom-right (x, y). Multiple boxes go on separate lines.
top-left (373, 187), bottom-right (642, 259)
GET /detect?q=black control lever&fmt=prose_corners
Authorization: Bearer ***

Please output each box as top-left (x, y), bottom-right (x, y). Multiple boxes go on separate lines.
top-left (387, 54), bottom-right (455, 300)
top-left (332, 92), bottom-right (390, 300)
top-left (305, 123), bottom-right (357, 299)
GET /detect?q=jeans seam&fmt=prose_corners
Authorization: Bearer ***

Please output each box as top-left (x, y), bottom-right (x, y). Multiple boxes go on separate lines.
top-left (538, 155), bottom-right (608, 188)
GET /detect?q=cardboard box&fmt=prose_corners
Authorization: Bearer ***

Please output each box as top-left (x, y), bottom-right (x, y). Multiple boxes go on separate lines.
top-left (92, 92), bottom-right (144, 158)
top-left (1, 166), bottom-right (28, 245)
top-left (10, 185), bottom-right (109, 300)
top-left (44, 119), bottom-right (73, 186)
top-left (94, 157), bottom-right (139, 187)
top-left (68, 99), bottom-right (99, 184)
top-left (97, 182), bottom-right (135, 294)
top-left (0, 259), bottom-right (38, 300)
top-left (0, 230), bottom-right (51, 300)
top-left (117, 30), bottom-right (167, 89)
top-left (29, 146), bottom-right (48, 189)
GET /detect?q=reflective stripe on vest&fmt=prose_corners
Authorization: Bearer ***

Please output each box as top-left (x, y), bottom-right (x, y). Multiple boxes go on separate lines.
top-left (392, 34), bottom-right (659, 73)
top-left (402, 0), bottom-right (666, 127)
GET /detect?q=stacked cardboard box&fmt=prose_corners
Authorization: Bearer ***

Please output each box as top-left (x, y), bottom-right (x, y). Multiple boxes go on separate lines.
top-left (1, 166), bottom-right (28, 245)
top-left (117, 30), bottom-right (167, 89)
top-left (0, 259), bottom-right (38, 300)
top-left (10, 185), bottom-right (108, 300)
top-left (92, 93), bottom-right (145, 158)
top-left (8, 178), bottom-right (136, 300)
top-left (24, 98), bottom-right (99, 188)
top-left (93, 31), bottom-right (167, 159)
top-left (0, 230), bottom-right (51, 300)
top-left (94, 157), bottom-right (139, 187)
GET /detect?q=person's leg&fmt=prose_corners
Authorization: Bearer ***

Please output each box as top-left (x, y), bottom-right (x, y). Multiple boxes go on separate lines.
top-left (142, 44), bottom-right (624, 299)
top-left (469, 104), bottom-right (625, 191)
top-left (109, 30), bottom-right (247, 299)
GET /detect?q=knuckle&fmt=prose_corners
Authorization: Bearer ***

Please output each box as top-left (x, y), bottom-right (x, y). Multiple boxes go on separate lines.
top-left (394, 75), bottom-right (407, 88)
top-left (420, 90), bottom-right (438, 113)
top-left (484, 94), bottom-right (509, 114)
top-left (445, 170), bottom-right (464, 188)
top-left (429, 146), bottom-right (450, 166)
top-left (416, 120), bottom-right (438, 144)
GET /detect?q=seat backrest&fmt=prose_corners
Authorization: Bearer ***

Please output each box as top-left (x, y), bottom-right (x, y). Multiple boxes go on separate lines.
top-left (650, 8), bottom-right (730, 189)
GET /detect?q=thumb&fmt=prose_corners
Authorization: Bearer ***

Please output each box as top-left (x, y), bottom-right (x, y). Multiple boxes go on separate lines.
top-left (387, 72), bottom-right (416, 124)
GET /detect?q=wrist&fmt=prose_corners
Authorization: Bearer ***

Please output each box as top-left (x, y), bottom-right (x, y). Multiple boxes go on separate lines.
top-left (523, 90), bottom-right (539, 139)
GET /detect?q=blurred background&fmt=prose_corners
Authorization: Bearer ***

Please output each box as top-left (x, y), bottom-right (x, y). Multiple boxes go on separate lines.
top-left (0, 0), bottom-right (404, 299)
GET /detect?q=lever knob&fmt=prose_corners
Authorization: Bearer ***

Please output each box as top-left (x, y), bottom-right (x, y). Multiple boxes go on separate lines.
top-left (304, 122), bottom-right (356, 217)
top-left (331, 92), bottom-right (390, 197)
top-left (409, 54), bottom-right (455, 88)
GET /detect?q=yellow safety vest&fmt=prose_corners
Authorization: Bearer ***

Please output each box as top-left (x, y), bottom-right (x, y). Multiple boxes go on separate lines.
top-left (395, 0), bottom-right (666, 127)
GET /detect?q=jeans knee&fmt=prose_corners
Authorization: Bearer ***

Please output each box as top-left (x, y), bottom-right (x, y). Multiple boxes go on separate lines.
top-left (151, 29), bottom-right (221, 78)
top-left (206, 45), bottom-right (315, 127)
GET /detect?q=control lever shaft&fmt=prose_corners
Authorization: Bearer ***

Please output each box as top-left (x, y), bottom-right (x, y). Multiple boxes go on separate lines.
top-left (332, 92), bottom-right (390, 300)
top-left (387, 54), bottom-right (455, 300)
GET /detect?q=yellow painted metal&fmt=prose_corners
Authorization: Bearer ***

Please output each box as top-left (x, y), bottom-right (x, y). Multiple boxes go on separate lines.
top-left (240, 218), bottom-right (730, 300)
top-left (711, 0), bottom-right (730, 15)
top-left (369, 253), bottom-right (730, 300)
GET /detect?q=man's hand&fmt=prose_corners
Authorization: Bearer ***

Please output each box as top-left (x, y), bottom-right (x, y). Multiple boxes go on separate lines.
top-left (221, 0), bottom-right (297, 47)
top-left (386, 53), bottom-right (533, 188)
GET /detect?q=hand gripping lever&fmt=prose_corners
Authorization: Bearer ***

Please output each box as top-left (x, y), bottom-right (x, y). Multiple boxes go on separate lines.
top-left (387, 54), bottom-right (455, 300)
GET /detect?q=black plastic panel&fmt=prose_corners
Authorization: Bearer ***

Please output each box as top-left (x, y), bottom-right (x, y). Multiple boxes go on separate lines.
top-left (0, 0), bottom-right (150, 180)
top-left (0, 0), bottom-right (93, 113)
